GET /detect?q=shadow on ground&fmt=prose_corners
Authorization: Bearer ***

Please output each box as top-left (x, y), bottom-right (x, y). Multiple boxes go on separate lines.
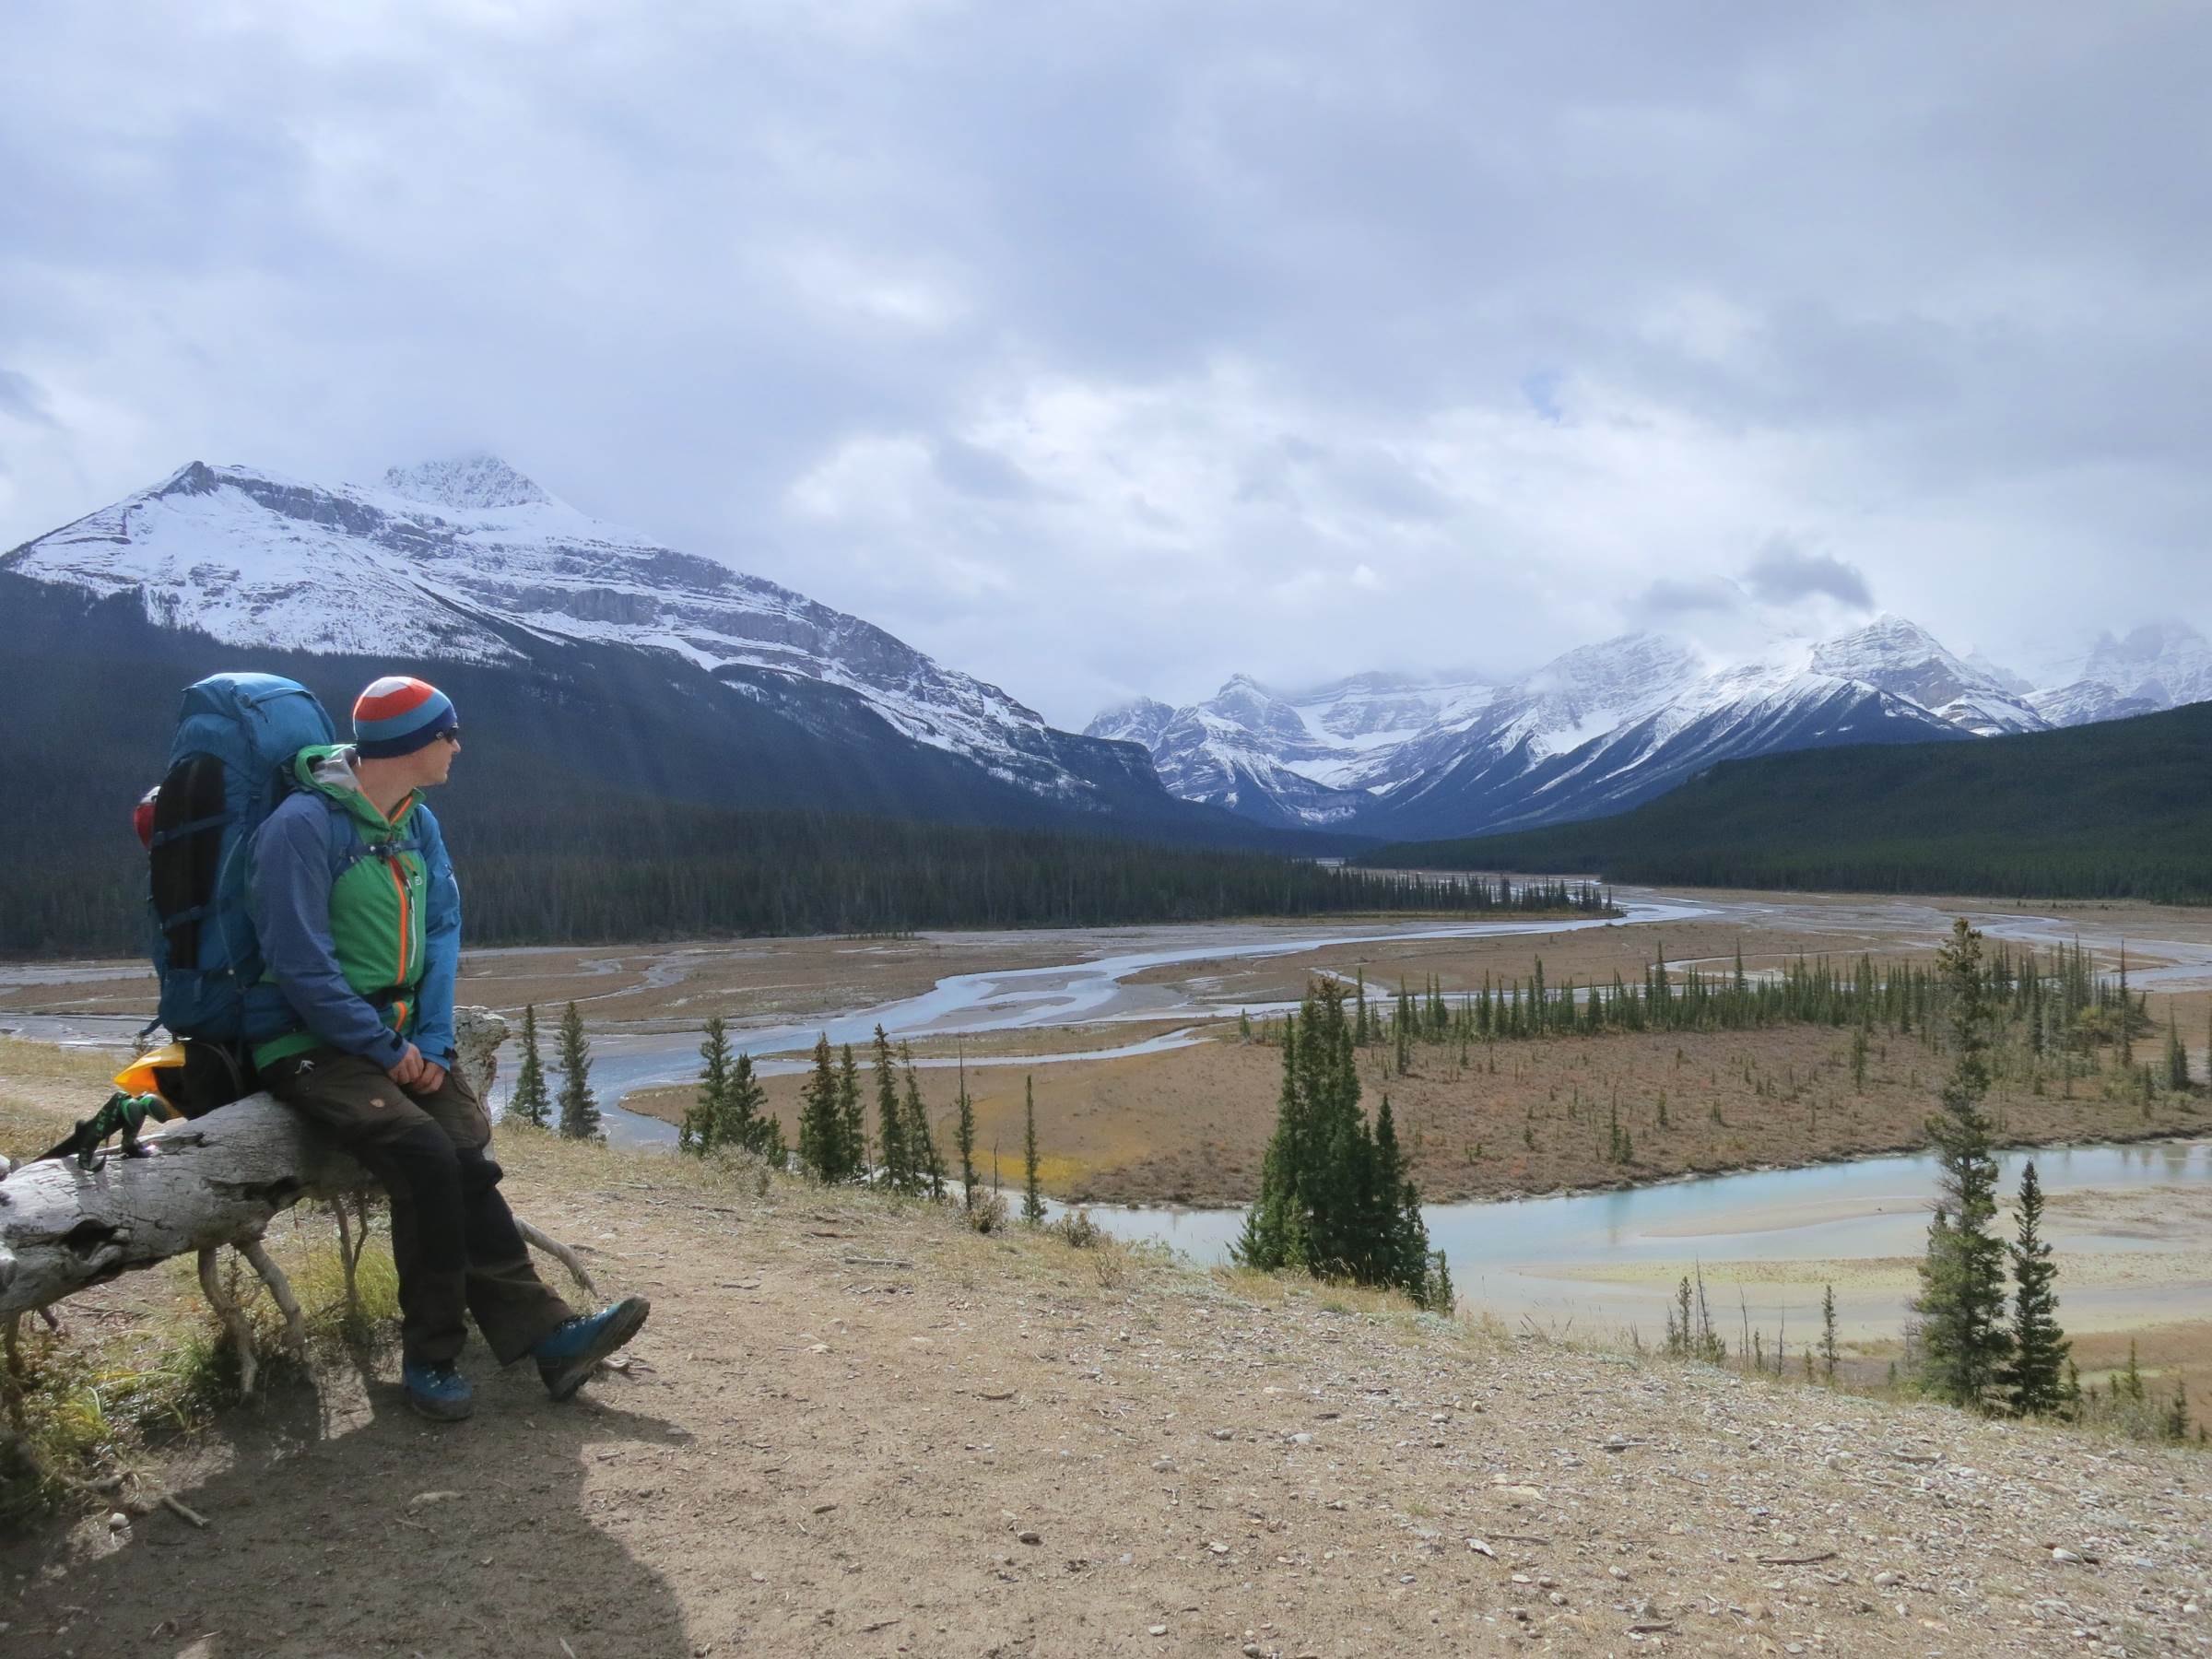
top-left (1, 1348), bottom-right (694, 1658)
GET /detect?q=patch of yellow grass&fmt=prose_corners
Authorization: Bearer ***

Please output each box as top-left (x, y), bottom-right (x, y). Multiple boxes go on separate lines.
top-left (0, 1036), bottom-right (112, 1155)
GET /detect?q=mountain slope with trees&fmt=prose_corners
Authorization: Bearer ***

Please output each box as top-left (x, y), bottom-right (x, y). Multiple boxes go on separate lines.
top-left (1365, 700), bottom-right (2212, 904)
top-left (0, 574), bottom-right (1407, 955)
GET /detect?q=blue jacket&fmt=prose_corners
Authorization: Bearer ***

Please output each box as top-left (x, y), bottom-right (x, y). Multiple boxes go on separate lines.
top-left (246, 747), bottom-right (461, 1070)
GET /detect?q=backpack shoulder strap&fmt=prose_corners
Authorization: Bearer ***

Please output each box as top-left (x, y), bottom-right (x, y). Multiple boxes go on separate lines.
top-left (321, 796), bottom-right (424, 877)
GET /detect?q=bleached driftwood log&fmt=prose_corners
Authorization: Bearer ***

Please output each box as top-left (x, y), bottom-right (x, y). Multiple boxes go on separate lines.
top-left (0, 1008), bottom-right (586, 1323)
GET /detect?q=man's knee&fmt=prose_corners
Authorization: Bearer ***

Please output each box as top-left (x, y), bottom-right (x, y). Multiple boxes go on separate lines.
top-left (379, 1118), bottom-right (464, 1194)
top-left (453, 1141), bottom-right (506, 1197)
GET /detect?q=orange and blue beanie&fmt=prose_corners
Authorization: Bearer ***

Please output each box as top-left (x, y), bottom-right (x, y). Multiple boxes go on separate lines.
top-left (353, 677), bottom-right (458, 759)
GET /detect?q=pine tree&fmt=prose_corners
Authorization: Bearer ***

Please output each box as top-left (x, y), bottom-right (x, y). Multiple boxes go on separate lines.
top-left (2162, 1377), bottom-right (2192, 1441)
top-left (1913, 919), bottom-right (2011, 1407)
top-left (1820, 1284), bottom-right (1840, 1382)
top-left (720, 1052), bottom-right (770, 1157)
top-left (899, 1042), bottom-right (944, 1200)
top-left (685, 1013), bottom-right (733, 1155)
top-left (511, 1003), bottom-right (552, 1128)
top-left (556, 1001), bottom-right (602, 1142)
top-left (2165, 1011), bottom-right (2191, 1092)
top-left (796, 1035), bottom-right (848, 1181)
top-left (836, 1044), bottom-right (865, 1178)
top-left (873, 1025), bottom-right (910, 1192)
top-left (954, 1049), bottom-right (979, 1212)
top-left (1235, 981), bottom-right (1449, 1308)
top-left (1021, 1076), bottom-right (1045, 1224)
top-left (1997, 1160), bottom-right (2070, 1417)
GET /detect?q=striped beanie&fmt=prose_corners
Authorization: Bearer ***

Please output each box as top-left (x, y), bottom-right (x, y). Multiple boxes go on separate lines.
top-left (353, 677), bottom-right (458, 759)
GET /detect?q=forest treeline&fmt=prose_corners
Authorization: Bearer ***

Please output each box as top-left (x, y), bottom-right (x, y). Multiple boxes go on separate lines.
top-left (1365, 700), bottom-right (2212, 905)
top-left (2, 785), bottom-right (1612, 957)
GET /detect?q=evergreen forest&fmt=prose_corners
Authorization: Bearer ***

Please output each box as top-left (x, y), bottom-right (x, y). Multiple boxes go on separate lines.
top-left (1267, 936), bottom-right (2199, 1122)
top-left (6, 776), bottom-right (1609, 958)
top-left (1365, 700), bottom-right (2212, 905)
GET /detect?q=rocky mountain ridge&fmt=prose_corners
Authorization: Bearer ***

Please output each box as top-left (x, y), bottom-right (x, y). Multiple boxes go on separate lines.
top-left (3, 454), bottom-right (1149, 813)
top-left (1096, 614), bottom-right (2211, 834)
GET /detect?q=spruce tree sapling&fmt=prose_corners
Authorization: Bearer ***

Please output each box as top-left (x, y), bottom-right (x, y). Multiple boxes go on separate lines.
top-left (835, 1044), bottom-right (865, 1178)
top-left (1997, 1159), bottom-right (2070, 1418)
top-left (900, 1042), bottom-right (944, 1200)
top-left (1021, 1076), bottom-right (1045, 1224)
top-left (511, 1003), bottom-right (552, 1128)
top-left (556, 1001), bottom-right (602, 1143)
top-left (1820, 1284), bottom-right (1840, 1382)
top-left (721, 1052), bottom-right (770, 1157)
top-left (2163, 1377), bottom-right (2192, 1441)
top-left (797, 1035), bottom-right (845, 1181)
top-left (685, 1013), bottom-right (734, 1155)
top-left (873, 1025), bottom-right (910, 1192)
top-left (954, 1045), bottom-right (979, 1212)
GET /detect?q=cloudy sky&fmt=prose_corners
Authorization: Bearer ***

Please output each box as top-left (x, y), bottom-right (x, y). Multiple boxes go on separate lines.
top-left (4, 2), bottom-right (2206, 724)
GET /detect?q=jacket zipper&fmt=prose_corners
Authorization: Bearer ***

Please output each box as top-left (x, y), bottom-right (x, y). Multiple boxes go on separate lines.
top-left (387, 854), bottom-right (412, 994)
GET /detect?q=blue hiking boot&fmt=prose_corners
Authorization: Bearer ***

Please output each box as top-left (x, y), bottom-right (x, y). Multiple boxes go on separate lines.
top-left (403, 1360), bottom-right (474, 1422)
top-left (533, 1295), bottom-right (651, 1401)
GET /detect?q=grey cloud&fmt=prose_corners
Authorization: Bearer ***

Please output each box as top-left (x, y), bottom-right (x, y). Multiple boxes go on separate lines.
top-left (932, 438), bottom-right (1041, 501)
top-left (1634, 575), bottom-right (1747, 618)
top-left (1742, 541), bottom-right (1875, 611)
top-left (1, 4), bottom-right (2207, 723)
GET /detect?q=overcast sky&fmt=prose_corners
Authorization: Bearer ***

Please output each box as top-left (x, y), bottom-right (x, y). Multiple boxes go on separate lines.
top-left (4, 3), bottom-right (2207, 724)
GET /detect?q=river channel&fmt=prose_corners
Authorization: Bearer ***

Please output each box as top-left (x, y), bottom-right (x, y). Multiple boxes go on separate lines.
top-left (9, 893), bottom-right (2209, 1346)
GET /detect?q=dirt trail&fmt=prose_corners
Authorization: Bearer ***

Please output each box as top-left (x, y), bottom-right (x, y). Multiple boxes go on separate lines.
top-left (5, 1139), bottom-right (2208, 1658)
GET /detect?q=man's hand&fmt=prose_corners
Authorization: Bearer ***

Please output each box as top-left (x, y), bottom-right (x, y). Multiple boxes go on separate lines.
top-left (417, 1059), bottom-right (449, 1094)
top-left (387, 1043), bottom-right (428, 1088)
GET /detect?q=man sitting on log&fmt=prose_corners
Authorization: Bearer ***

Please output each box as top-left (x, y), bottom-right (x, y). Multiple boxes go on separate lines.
top-left (249, 675), bottom-right (649, 1421)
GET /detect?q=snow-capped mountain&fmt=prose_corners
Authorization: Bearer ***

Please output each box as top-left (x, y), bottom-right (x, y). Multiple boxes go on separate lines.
top-left (1084, 669), bottom-right (1504, 828)
top-left (1094, 613), bottom-right (2108, 835)
top-left (4, 456), bottom-right (1139, 810)
top-left (1805, 615), bottom-right (2044, 736)
top-left (2028, 623), bottom-right (2212, 728)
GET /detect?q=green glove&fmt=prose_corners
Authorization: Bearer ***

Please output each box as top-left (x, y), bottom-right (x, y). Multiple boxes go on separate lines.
top-left (73, 1091), bottom-right (173, 1169)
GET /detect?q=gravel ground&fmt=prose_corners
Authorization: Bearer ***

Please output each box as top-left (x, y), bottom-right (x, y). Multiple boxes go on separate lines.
top-left (3, 1135), bottom-right (2206, 1658)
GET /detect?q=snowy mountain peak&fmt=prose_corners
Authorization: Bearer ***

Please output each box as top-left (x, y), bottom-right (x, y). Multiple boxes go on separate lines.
top-left (381, 454), bottom-right (552, 512)
top-left (2080, 621), bottom-right (2212, 693)
top-left (1084, 696), bottom-right (1177, 748)
top-left (3, 456), bottom-right (1127, 807)
top-left (1807, 613), bottom-right (2041, 735)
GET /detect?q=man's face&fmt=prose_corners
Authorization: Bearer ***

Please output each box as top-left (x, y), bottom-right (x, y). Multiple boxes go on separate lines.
top-left (413, 729), bottom-right (461, 788)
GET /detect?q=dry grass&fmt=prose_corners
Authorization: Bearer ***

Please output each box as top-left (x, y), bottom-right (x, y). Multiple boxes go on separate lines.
top-left (0, 1037), bottom-right (110, 1154)
top-left (631, 1018), bottom-right (2206, 1208)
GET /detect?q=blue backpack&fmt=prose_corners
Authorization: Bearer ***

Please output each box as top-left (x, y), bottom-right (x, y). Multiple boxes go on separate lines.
top-left (143, 674), bottom-right (336, 1051)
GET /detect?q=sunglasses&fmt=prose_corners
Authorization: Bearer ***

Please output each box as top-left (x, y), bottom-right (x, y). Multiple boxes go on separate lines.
top-left (434, 727), bottom-right (462, 745)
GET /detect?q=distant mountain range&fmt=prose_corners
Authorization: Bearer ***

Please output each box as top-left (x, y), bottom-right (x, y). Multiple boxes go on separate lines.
top-left (11, 453), bottom-right (2206, 858)
top-left (1, 455), bottom-right (1283, 849)
top-left (1090, 615), bottom-right (2212, 837)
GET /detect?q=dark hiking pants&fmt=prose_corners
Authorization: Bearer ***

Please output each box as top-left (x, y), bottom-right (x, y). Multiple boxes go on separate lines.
top-left (261, 1047), bottom-right (574, 1369)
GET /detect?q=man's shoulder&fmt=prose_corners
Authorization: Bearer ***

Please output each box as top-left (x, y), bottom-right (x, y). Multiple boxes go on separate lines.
top-left (262, 787), bottom-right (339, 839)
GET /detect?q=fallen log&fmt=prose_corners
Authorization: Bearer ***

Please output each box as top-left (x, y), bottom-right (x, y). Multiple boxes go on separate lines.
top-left (0, 1008), bottom-right (584, 1322)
